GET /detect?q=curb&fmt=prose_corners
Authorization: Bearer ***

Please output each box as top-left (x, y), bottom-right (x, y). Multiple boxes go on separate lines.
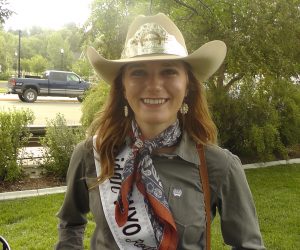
top-left (242, 158), bottom-right (300, 169)
top-left (0, 186), bottom-right (67, 201)
top-left (0, 158), bottom-right (299, 201)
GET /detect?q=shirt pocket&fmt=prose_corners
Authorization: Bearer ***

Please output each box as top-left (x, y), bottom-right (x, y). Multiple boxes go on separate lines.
top-left (167, 184), bottom-right (206, 247)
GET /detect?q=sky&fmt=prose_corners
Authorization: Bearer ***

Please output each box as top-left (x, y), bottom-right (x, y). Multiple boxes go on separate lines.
top-left (4, 0), bottom-right (93, 31)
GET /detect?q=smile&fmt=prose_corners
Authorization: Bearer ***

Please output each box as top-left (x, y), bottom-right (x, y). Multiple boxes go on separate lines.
top-left (142, 98), bottom-right (168, 104)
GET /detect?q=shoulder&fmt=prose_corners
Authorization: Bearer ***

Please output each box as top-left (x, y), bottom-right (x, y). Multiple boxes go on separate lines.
top-left (73, 136), bottom-right (94, 157)
top-left (69, 136), bottom-right (94, 171)
top-left (68, 136), bottom-right (96, 179)
top-left (205, 144), bottom-right (241, 169)
top-left (204, 144), bottom-right (243, 192)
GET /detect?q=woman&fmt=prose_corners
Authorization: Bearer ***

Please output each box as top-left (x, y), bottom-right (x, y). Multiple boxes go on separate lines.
top-left (56, 13), bottom-right (265, 250)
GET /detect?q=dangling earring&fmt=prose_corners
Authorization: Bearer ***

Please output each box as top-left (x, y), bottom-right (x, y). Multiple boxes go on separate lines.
top-left (180, 102), bottom-right (189, 115)
top-left (124, 105), bottom-right (128, 117)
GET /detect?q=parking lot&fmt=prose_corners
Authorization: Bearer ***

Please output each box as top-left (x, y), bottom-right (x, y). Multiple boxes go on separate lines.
top-left (0, 93), bottom-right (82, 125)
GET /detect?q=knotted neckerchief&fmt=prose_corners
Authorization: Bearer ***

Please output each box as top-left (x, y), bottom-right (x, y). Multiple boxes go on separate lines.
top-left (115, 119), bottom-right (181, 250)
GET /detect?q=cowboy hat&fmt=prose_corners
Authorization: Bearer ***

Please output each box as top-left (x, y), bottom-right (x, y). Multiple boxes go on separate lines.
top-left (86, 13), bottom-right (226, 84)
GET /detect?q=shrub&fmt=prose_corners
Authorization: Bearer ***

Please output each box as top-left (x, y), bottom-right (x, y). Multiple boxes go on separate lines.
top-left (40, 113), bottom-right (86, 179)
top-left (0, 72), bottom-right (11, 80)
top-left (0, 108), bottom-right (34, 181)
top-left (270, 79), bottom-right (300, 147)
top-left (80, 81), bottom-right (110, 130)
top-left (209, 78), bottom-right (290, 162)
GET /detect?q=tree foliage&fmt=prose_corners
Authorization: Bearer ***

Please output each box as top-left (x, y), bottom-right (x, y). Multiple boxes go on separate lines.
top-left (0, 0), bottom-right (13, 24)
top-left (80, 81), bottom-right (110, 131)
top-left (30, 55), bottom-right (49, 74)
top-left (0, 25), bottom-right (87, 76)
top-left (151, 0), bottom-right (300, 88)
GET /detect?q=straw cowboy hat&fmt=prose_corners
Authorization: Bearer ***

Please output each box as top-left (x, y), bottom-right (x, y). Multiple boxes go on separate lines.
top-left (86, 13), bottom-right (226, 84)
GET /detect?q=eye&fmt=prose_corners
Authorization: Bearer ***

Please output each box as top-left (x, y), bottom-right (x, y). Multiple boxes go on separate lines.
top-left (130, 69), bottom-right (147, 77)
top-left (162, 68), bottom-right (178, 76)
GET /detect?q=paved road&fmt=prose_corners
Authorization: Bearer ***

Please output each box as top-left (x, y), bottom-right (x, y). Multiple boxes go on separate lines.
top-left (0, 93), bottom-right (82, 125)
top-left (0, 81), bottom-right (7, 88)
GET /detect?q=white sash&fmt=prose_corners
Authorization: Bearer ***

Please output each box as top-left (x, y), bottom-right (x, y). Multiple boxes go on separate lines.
top-left (93, 136), bottom-right (157, 249)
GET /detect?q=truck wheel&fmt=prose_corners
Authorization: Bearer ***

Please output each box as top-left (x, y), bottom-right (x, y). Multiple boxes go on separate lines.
top-left (18, 94), bottom-right (26, 102)
top-left (23, 88), bottom-right (37, 103)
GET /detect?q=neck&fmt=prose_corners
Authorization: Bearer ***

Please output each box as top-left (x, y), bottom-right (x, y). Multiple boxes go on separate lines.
top-left (136, 121), bottom-right (172, 140)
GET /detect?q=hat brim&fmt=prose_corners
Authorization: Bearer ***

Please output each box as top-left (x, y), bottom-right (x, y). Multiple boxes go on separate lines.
top-left (86, 40), bottom-right (226, 84)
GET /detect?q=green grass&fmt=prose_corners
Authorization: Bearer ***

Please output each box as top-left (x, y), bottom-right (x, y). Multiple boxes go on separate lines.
top-left (0, 88), bottom-right (7, 93)
top-left (0, 164), bottom-right (299, 249)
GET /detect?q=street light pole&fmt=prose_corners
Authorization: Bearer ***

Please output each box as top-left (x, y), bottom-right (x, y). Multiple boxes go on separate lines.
top-left (18, 30), bottom-right (21, 78)
top-left (60, 48), bottom-right (64, 70)
top-left (14, 51), bottom-right (18, 76)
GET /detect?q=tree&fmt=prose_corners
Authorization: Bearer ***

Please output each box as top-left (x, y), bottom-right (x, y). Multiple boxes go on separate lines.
top-left (0, 0), bottom-right (13, 25)
top-left (84, 0), bottom-right (154, 60)
top-left (20, 58), bottom-right (31, 73)
top-left (46, 32), bottom-right (73, 70)
top-left (151, 0), bottom-right (300, 88)
top-left (0, 29), bottom-right (17, 73)
top-left (85, 0), bottom-right (300, 86)
top-left (30, 55), bottom-right (48, 74)
top-left (72, 57), bottom-right (93, 80)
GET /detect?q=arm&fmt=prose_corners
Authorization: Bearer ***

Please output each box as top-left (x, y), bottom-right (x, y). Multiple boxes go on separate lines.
top-left (55, 141), bottom-right (90, 250)
top-left (217, 153), bottom-right (266, 250)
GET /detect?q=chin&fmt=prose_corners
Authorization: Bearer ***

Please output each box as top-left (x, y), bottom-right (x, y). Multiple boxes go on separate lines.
top-left (141, 116), bottom-right (175, 126)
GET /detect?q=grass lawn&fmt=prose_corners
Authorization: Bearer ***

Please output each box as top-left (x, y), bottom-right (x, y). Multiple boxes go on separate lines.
top-left (0, 164), bottom-right (299, 249)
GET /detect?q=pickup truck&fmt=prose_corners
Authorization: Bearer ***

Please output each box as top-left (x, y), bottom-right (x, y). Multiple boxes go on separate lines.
top-left (7, 70), bottom-right (91, 102)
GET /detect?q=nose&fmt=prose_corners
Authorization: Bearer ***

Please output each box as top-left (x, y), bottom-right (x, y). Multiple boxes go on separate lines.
top-left (145, 72), bottom-right (163, 93)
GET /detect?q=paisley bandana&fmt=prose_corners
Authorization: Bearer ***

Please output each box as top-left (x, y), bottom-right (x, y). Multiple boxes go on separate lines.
top-left (115, 120), bottom-right (181, 249)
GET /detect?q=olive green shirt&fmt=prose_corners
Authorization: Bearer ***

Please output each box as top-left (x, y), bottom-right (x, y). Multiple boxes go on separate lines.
top-left (55, 133), bottom-right (265, 249)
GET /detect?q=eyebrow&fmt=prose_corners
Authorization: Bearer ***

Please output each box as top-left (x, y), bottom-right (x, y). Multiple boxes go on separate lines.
top-left (126, 63), bottom-right (146, 70)
top-left (126, 61), bottom-right (182, 70)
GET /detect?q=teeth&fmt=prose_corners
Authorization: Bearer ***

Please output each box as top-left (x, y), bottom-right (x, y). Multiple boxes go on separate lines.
top-left (143, 98), bottom-right (166, 104)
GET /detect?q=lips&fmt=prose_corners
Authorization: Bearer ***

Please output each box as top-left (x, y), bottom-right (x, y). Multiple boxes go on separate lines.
top-left (142, 98), bottom-right (168, 104)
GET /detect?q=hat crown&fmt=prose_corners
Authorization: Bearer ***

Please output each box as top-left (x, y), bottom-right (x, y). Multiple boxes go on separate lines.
top-left (86, 13), bottom-right (227, 84)
top-left (121, 13), bottom-right (188, 59)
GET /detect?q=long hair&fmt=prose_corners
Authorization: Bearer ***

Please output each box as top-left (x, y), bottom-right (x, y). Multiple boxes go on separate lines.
top-left (181, 66), bottom-right (218, 145)
top-left (90, 64), bottom-right (217, 183)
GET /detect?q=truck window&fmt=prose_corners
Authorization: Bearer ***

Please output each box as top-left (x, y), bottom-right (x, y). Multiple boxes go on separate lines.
top-left (50, 72), bottom-right (67, 81)
top-left (67, 74), bottom-right (80, 82)
top-left (42, 72), bottom-right (49, 79)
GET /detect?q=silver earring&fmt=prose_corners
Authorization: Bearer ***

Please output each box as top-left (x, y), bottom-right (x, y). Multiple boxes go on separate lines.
top-left (180, 102), bottom-right (189, 115)
top-left (124, 105), bottom-right (128, 117)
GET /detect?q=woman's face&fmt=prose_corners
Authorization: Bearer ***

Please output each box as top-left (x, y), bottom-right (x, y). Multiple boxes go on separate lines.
top-left (123, 61), bottom-right (188, 137)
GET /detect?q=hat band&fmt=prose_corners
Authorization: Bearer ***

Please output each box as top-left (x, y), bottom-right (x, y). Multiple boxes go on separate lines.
top-left (121, 22), bottom-right (188, 59)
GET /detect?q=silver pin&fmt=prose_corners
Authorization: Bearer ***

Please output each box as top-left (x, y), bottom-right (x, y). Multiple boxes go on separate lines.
top-left (173, 188), bottom-right (183, 197)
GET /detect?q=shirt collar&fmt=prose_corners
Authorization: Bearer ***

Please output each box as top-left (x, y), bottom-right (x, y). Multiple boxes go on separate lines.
top-left (174, 131), bottom-right (200, 165)
top-left (125, 131), bottom-right (200, 165)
